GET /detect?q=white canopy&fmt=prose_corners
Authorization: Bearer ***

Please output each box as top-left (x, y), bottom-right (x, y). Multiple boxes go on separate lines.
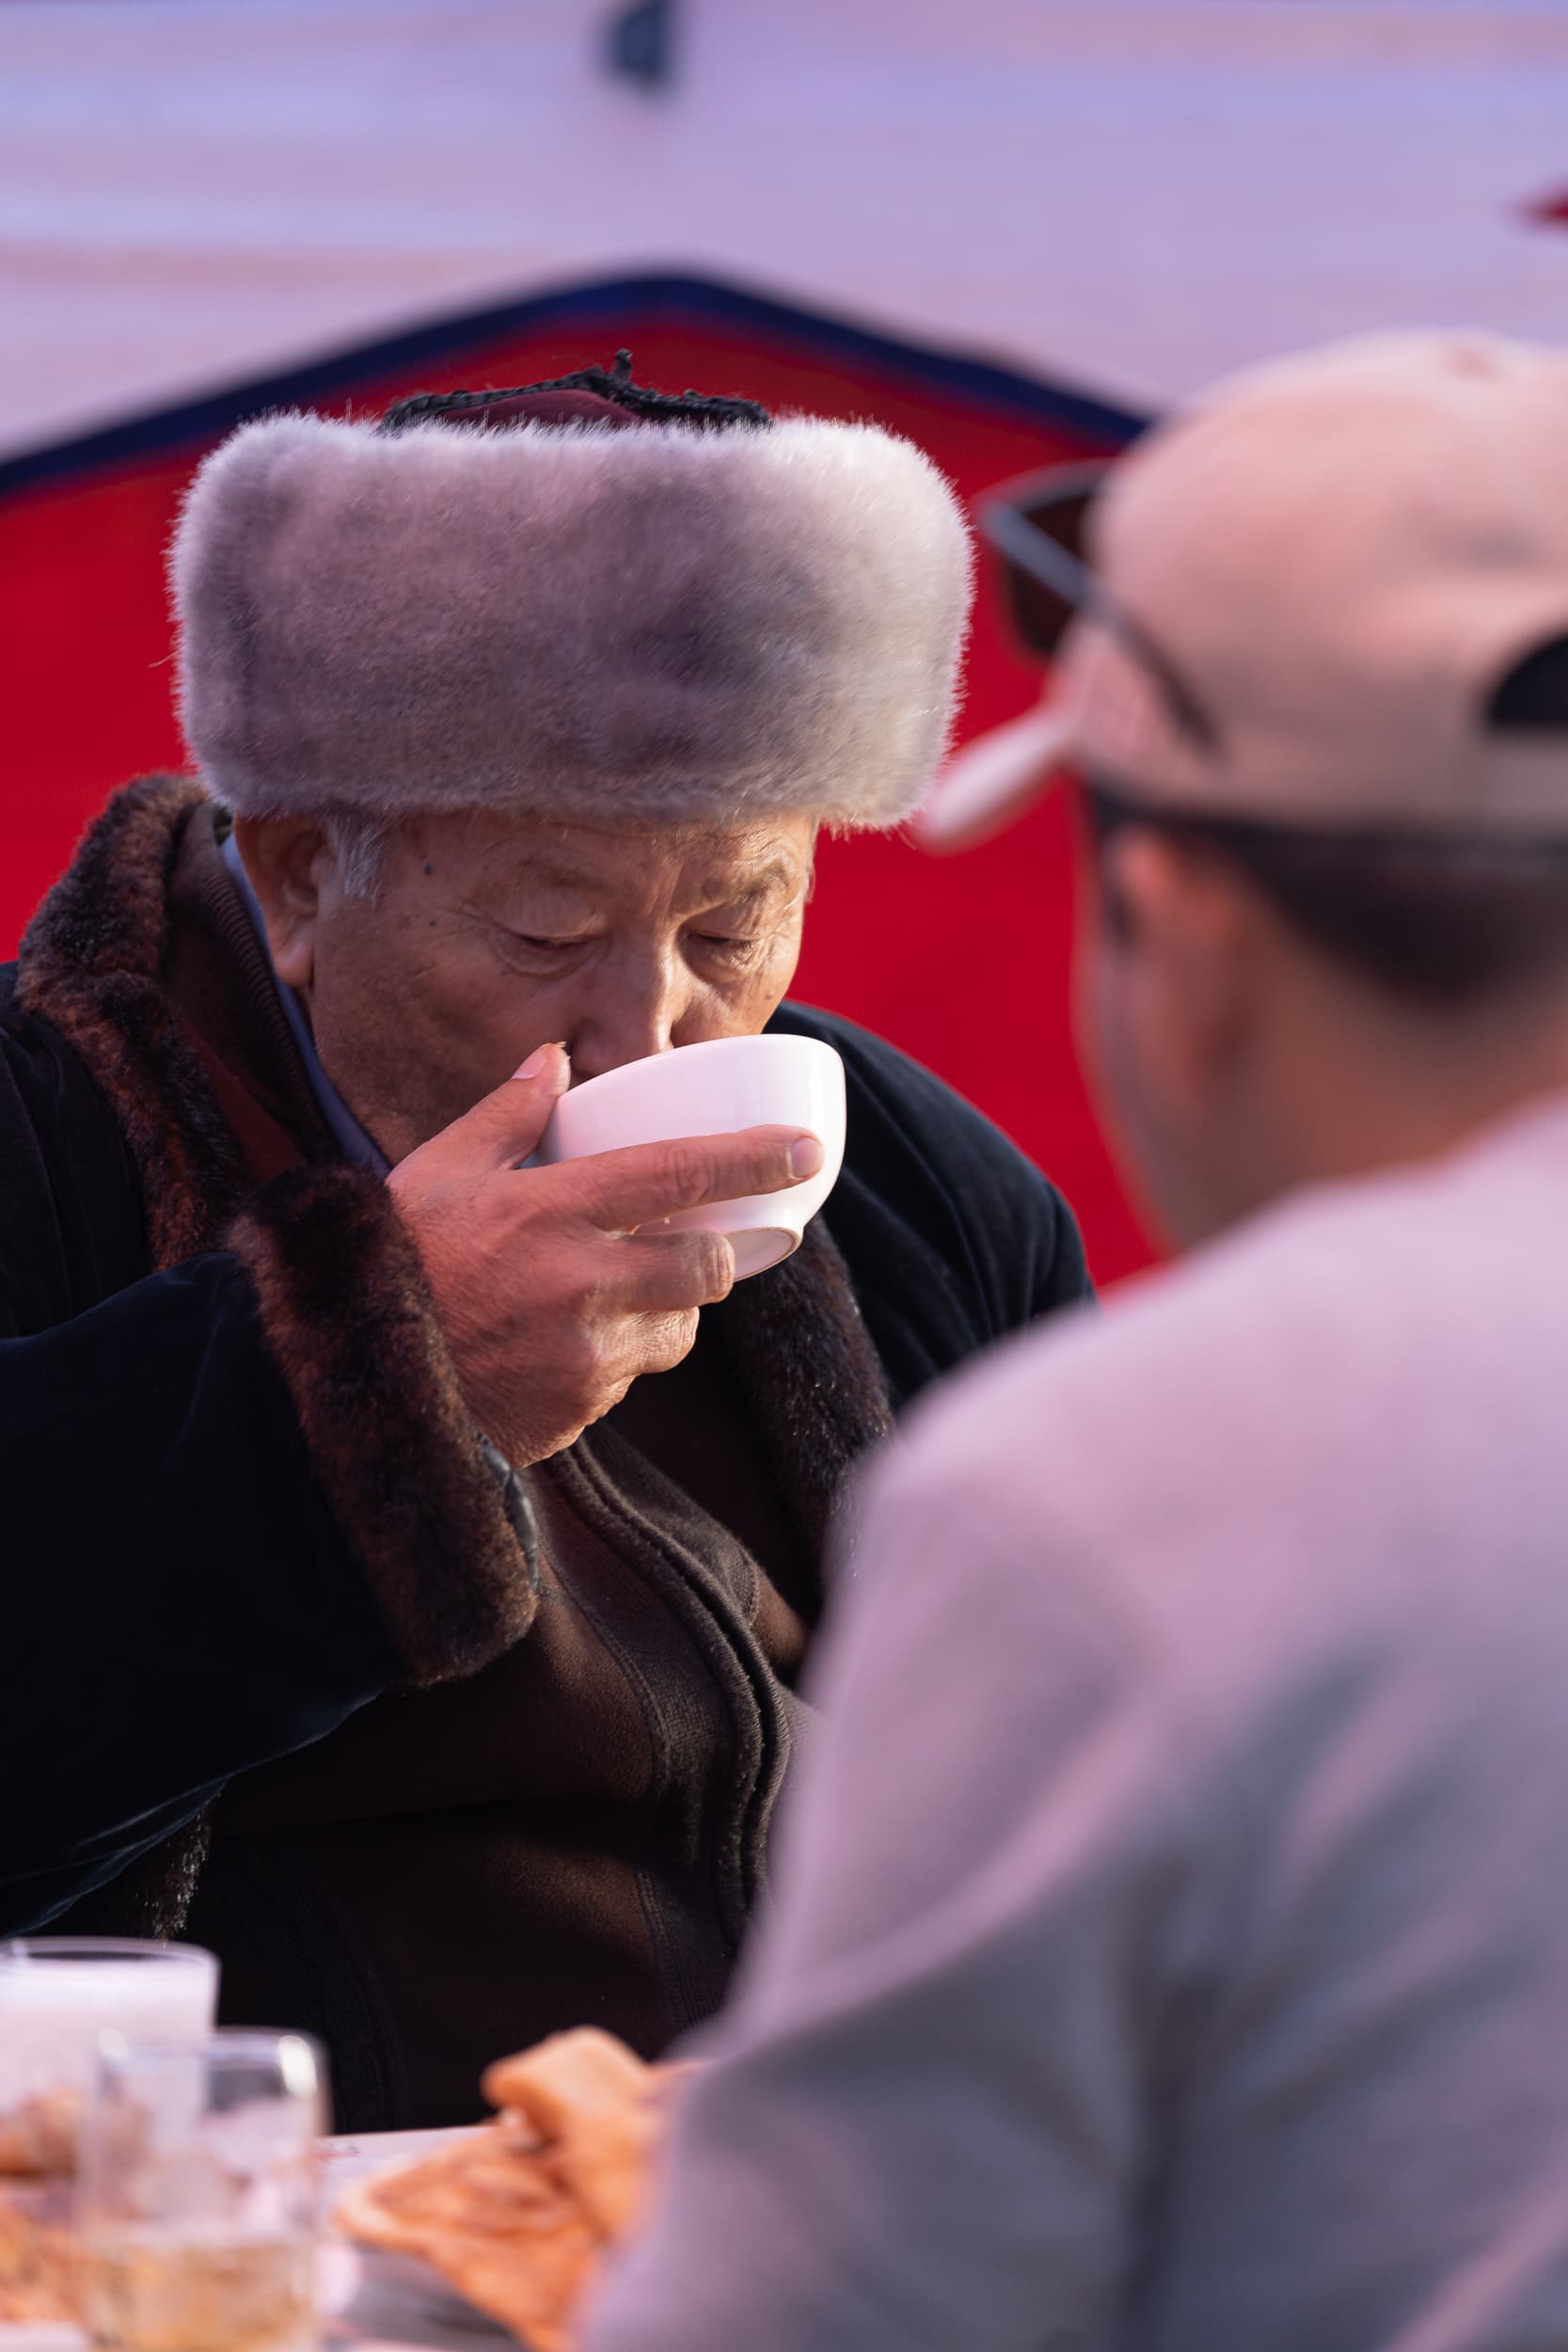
top-left (5, 0), bottom-right (1568, 459)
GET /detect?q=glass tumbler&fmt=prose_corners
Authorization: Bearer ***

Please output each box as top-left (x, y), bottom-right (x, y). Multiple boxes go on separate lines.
top-left (0, 1939), bottom-right (218, 2166)
top-left (0, 1939), bottom-right (218, 2327)
top-left (75, 2029), bottom-right (327, 2352)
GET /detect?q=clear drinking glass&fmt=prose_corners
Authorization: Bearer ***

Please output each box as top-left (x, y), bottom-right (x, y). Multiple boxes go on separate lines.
top-left (75, 2030), bottom-right (327, 2352)
top-left (0, 1940), bottom-right (219, 2160)
top-left (0, 1940), bottom-right (219, 2328)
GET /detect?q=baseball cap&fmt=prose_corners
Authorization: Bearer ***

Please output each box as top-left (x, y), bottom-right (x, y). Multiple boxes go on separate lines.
top-left (919, 332), bottom-right (1568, 851)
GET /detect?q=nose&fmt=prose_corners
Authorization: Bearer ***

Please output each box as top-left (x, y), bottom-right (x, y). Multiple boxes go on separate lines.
top-left (568, 949), bottom-right (692, 1082)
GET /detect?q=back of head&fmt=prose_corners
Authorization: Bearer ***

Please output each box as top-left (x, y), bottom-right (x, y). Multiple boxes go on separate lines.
top-left (929, 335), bottom-right (1568, 1011)
top-left (927, 332), bottom-right (1568, 1238)
top-left (1075, 334), bottom-right (1568, 1017)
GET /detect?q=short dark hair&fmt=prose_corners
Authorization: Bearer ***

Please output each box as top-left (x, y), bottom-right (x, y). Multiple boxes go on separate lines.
top-left (1083, 632), bottom-right (1568, 1009)
top-left (1084, 785), bottom-right (1568, 1009)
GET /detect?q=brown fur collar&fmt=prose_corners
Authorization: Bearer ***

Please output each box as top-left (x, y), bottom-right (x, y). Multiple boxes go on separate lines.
top-left (229, 1166), bottom-right (540, 1678)
top-left (17, 775), bottom-right (247, 1266)
top-left (721, 1218), bottom-right (893, 1567)
top-left (18, 776), bottom-right (536, 1686)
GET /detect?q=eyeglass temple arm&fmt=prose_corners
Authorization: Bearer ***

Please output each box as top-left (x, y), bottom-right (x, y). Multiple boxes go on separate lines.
top-left (980, 498), bottom-right (1221, 755)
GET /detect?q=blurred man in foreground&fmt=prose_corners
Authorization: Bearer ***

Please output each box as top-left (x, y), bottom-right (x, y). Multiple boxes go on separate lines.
top-left (584, 335), bottom-right (1568, 2351)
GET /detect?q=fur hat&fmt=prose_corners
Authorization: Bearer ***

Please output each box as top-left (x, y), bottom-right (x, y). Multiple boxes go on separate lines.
top-left (169, 374), bottom-right (974, 832)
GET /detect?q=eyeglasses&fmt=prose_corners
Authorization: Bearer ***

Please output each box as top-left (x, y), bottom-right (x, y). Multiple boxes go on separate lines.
top-left (976, 459), bottom-right (1222, 755)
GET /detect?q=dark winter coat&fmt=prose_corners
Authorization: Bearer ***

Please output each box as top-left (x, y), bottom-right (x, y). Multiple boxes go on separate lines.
top-left (0, 778), bottom-right (1090, 2127)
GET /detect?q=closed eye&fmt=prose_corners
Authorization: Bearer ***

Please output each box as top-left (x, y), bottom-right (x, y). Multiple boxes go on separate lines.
top-left (691, 931), bottom-right (765, 960)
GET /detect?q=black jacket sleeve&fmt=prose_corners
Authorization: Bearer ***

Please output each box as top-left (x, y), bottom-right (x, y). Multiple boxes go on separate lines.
top-left (3, 1257), bottom-right (403, 1930)
top-left (0, 1018), bottom-right (536, 1935)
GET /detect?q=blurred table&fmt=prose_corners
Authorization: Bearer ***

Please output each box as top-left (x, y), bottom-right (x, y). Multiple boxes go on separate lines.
top-left (323, 2129), bottom-right (509, 2348)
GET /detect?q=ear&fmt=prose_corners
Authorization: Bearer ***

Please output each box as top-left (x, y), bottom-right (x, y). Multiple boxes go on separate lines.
top-left (1095, 826), bottom-right (1261, 1115)
top-left (230, 815), bottom-right (334, 992)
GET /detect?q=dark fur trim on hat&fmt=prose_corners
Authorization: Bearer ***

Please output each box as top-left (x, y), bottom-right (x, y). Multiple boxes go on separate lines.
top-left (380, 352), bottom-right (771, 436)
top-left (16, 774), bottom-right (247, 1265)
top-left (229, 1166), bottom-right (539, 1682)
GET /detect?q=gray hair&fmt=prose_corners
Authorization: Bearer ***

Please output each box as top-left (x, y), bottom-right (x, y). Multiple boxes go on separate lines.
top-left (323, 809), bottom-right (391, 900)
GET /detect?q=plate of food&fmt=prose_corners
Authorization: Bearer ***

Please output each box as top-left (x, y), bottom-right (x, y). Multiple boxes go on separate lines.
top-left (0, 2102), bottom-right (85, 2345)
top-left (331, 2029), bottom-right (679, 2352)
top-left (0, 2201), bottom-right (360, 2350)
top-left (1, 2093), bottom-right (361, 2351)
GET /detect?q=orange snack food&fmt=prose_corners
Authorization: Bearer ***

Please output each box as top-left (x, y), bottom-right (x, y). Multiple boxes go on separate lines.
top-left (336, 2029), bottom-right (679, 2351)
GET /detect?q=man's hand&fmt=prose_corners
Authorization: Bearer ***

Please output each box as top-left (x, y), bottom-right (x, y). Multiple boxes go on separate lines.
top-left (388, 1042), bottom-right (826, 1468)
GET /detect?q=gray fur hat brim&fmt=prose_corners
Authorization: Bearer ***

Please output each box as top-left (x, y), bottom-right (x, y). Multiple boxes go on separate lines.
top-left (169, 410), bottom-right (974, 831)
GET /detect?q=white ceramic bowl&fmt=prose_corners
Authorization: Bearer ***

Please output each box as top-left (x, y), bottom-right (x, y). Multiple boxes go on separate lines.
top-left (536, 1034), bottom-right (847, 1279)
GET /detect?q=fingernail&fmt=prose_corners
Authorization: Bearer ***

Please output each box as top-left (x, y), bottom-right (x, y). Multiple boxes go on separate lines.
top-left (514, 1041), bottom-right (567, 1084)
top-left (790, 1135), bottom-right (825, 1179)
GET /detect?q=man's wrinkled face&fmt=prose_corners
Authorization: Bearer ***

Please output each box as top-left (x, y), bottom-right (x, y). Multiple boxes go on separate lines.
top-left (236, 805), bottom-right (816, 1163)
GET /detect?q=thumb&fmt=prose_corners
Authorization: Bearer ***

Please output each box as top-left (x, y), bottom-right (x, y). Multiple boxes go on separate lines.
top-left (433, 1041), bottom-right (572, 1172)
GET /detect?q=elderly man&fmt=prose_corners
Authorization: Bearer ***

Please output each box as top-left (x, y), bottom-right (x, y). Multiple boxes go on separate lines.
top-left (584, 335), bottom-right (1568, 2352)
top-left (0, 362), bottom-right (1088, 2127)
